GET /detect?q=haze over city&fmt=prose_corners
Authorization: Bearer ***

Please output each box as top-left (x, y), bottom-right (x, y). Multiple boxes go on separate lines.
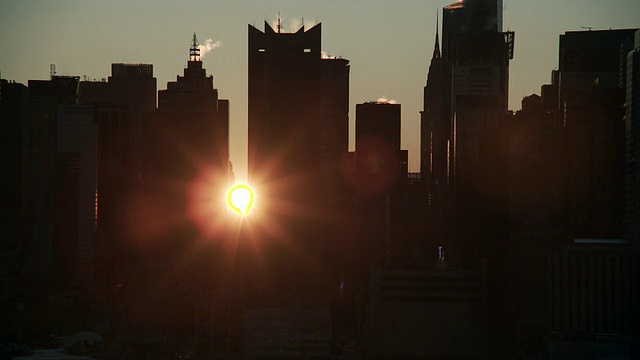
top-left (2, 0), bottom-right (640, 358)
top-left (1, 0), bottom-right (639, 178)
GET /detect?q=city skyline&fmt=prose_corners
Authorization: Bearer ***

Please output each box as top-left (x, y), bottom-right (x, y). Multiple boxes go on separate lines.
top-left (1, 0), bottom-right (639, 179)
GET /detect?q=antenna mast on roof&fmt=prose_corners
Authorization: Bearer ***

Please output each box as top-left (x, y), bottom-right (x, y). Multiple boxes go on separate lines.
top-left (190, 32), bottom-right (200, 61)
top-left (277, 12), bottom-right (282, 33)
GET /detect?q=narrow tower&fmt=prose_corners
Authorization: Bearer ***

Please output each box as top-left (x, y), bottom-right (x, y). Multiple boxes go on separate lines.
top-left (420, 14), bottom-right (452, 250)
top-left (190, 32), bottom-right (200, 62)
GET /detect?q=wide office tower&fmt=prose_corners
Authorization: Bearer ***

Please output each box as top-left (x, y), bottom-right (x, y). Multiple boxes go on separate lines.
top-left (248, 22), bottom-right (322, 192)
top-left (558, 29), bottom-right (637, 240)
top-left (248, 22), bottom-right (349, 297)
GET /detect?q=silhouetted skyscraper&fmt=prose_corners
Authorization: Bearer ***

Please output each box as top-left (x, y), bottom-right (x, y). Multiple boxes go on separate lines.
top-left (356, 102), bottom-right (401, 153)
top-left (420, 0), bottom-right (513, 267)
top-left (0, 78), bottom-right (29, 342)
top-left (247, 21), bottom-right (350, 298)
top-left (423, 3), bottom-right (513, 355)
top-left (420, 23), bottom-right (452, 248)
top-left (55, 104), bottom-right (97, 286)
top-left (320, 57), bottom-right (351, 163)
top-left (26, 75), bottom-right (83, 287)
top-left (625, 30), bottom-right (640, 241)
top-left (107, 63), bottom-right (156, 180)
top-left (558, 29), bottom-right (637, 240)
top-left (248, 22), bottom-right (323, 190)
top-left (442, 0), bottom-right (513, 201)
top-left (354, 101), bottom-right (406, 267)
top-left (154, 33), bottom-right (229, 183)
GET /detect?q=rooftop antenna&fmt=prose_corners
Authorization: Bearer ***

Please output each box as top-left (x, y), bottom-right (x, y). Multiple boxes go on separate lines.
top-left (277, 12), bottom-right (282, 33)
top-left (433, 10), bottom-right (441, 59)
top-left (581, 26), bottom-right (593, 31)
top-left (190, 32), bottom-right (200, 61)
top-left (50, 64), bottom-right (56, 78)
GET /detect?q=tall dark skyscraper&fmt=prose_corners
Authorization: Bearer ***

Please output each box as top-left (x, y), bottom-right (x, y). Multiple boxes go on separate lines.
top-left (421, 0), bottom-right (513, 264)
top-left (26, 75), bottom-right (84, 286)
top-left (354, 102), bottom-right (405, 268)
top-left (442, 0), bottom-right (513, 202)
top-left (558, 29), bottom-right (637, 240)
top-left (76, 66), bottom-right (157, 329)
top-left (626, 30), bottom-right (640, 241)
top-left (247, 21), bottom-right (350, 297)
top-left (248, 22), bottom-right (323, 193)
top-left (0, 79), bottom-right (29, 343)
top-left (420, 3), bottom-right (513, 355)
top-left (420, 24), bottom-right (452, 248)
top-left (154, 33), bottom-right (229, 183)
top-left (107, 63), bottom-right (156, 180)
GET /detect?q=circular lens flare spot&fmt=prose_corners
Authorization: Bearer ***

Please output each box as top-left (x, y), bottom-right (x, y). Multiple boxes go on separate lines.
top-left (227, 184), bottom-right (255, 216)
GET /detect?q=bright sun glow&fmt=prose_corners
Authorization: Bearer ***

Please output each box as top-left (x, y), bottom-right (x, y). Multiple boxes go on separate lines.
top-left (227, 184), bottom-right (255, 216)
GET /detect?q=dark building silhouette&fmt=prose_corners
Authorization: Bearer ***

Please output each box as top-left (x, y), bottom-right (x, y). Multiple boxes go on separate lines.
top-left (625, 30), bottom-right (640, 241)
top-left (368, 266), bottom-right (488, 359)
top-left (0, 79), bottom-right (29, 343)
top-left (419, 1), bottom-right (515, 271)
top-left (420, 24), bottom-right (452, 252)
top-left (248, 22), bottom-right (323, 188)
top-left (76, 67), bottom-right (156, 338)
top-left (54, 104), bottom-right (98, 286)
top-left (107, 63), bottom-right (156, 180)
top-left (354, 102), bottom-right (407, 270)
top-left (321, 58), bottom-right (350, 162)
top-left (26, 75), bottom-right (85, 287)
top-left (500, 28), bottom-right (640, 357)
top-left (549, 239), bottom-right (640, 358)
top-left (112, 34), bottom-right (232, 351)
top-left (418, 2), bottom-right (513, 355)
top-left (77, 64), bottom-right (156, 267)
top-left (507, 91), bottom-right (567, 355)
top-left (557, 29), bottom-right (638, 240)
top-left (247, 21), bottom-right (350, 297)
top-left (356, 102), bottom-right (401, 153)
top-left (440, 0), bottom-right (514, 264)
top-left (153, 33), bottom-right (229, 183)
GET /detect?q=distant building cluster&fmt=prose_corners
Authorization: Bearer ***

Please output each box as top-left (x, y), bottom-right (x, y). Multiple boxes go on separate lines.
top-left (1, 1), bottom-right (639, 359)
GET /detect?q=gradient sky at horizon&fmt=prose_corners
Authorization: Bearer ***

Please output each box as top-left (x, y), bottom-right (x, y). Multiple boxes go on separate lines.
top-left (1, 0), bottom-right (639, 179)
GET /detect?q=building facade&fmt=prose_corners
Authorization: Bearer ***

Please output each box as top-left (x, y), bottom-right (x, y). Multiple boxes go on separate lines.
top-left (625, 30), bottom-right (640, 242)
top-left (558, 29), bottom-right (638, 240)
top-left (247, 22), bottom-right (350, 297)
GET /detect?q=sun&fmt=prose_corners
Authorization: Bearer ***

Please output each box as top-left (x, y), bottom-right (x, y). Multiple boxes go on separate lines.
top-left (227, 184), bottom-right (255, 216)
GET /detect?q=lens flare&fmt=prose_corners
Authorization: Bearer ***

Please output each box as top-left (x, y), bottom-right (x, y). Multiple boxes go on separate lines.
top-left (227, 184), bottom-right (255, 216)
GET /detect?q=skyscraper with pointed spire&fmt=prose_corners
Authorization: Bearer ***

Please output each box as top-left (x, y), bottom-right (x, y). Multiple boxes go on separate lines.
top-left (420, 18), bottom-right (452, 248)
top-left (421, 2), bottom-right (514, 355)
top-left (153, 32), bottom-right (229, 182)
top-left (116, 33), bottom-right (231, 346)
top-left (420, 0), bottom-right (513, 264)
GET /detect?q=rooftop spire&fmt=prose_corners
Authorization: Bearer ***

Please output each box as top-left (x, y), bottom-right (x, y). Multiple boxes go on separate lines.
top-left (276, 12), bottom-right (282, 33)
top-left (432, 13), bottom-right (441, 59)
top-left (190, 32), bottom-right (201, 62)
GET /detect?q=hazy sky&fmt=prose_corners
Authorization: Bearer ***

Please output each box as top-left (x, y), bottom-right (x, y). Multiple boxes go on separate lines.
top-left (1, 0), bottom-right (638, 178)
